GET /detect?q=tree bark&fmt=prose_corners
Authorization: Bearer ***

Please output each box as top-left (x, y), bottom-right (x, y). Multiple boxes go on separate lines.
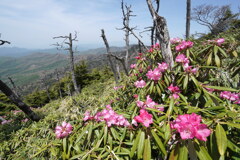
top-left (68, 33), bottom-right (80, 94)
top-left (0, 80), bottom-right (40, 121)
top-left (186, 0), bottom-right (191, 39)
top-left (146, 0), bottom-right (174, 69)
top-left (101, 29), bottom-right (119, 83)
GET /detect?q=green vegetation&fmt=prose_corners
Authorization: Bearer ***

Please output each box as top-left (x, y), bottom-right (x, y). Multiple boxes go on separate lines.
top-left (0, 28), bottom-right (239, 159)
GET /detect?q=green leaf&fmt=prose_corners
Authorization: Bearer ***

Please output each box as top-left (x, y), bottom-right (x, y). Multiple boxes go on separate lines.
top-left (151, 129), bottom-right (167, 155)
top-left (178, 142), bottom-right (188, 160)
top-left (204, 85), bottom-right (238, 92)
top-left (214, 52), bottom-right (221, 67)
top-left (103, 125), bottom-right (108, 145)
top-left (218, 47), bottom-right (228, 57)
top-left (222, 122), bottom-right (240, 129)
top-left (216, 123), bottom-right (227, 156)
top-left (213, 45), bottom-right (218, 55)
top-left (194, 141), bottom-right (212, 160)
top-left (87, 123), bottom-right (93, 142)
top-left (130, 131), bottom-right (141, 158)
top-left (167, 98), bottom-right (174, 116)
top-left (137, 131), bottom-right (145, 159)
top-left (143, 136), bottom-right (151, 160)
top-left (207, 52), bottom-right (212, 66)
top-left (110, 128), bottom-right (120, 141)
top-left (227, 139), bottom-right (240, 152)
top-left (75, 125), bottom-right (89, 144)
top-left (183, 74), bottom-right (188, 90)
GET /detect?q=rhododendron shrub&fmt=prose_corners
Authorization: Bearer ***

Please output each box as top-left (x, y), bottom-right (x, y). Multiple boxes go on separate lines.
top-left (53, 37), bottom-right (239, 160)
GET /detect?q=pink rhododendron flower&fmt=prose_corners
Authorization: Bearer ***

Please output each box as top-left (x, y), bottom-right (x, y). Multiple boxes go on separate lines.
top-left (21, 118), bottom-right (29, 123)
top-left (134, 109), bottom-right (153, 127)
top-left (170, 37), bottom-right (182, 44)
top-left (220, 91), bottom-right (240, 104)
top-left (133, 94), bottom-right (138, 99)
top-left (171, 113), bottom-right (211, 141)
top-left (1, 119), bottom-right (12, 125)
top-left (86, 106), bottom-right (130, 127)
top-left (220, 91), bottom-right (232, 100)
top-left (168, 84), bottom-right (180, 94)
top-left (55, 121), bottom-right (73, 139)
top-left (175, 54), bottom-right (189, 64)
top-left (136, 95), bottom-right (164, 111)
top-left (175, 41), bottom-right (194, 52)
top-left (130, 64), bottom-right (136, 69)
top-left (148, 47), bottom-right (153, 53)
top-left (157, 62), bottom-right (168, 72)
top-left (168, 84), bottom-right (181, 99)
top-left (83, 111), bottom-right (93, 121)
top-left (216, 38), bottom-right (225, 46)
top-left (134, 80), bottom-right (146, 88)
top-left (146, 68), bottom-right (162, 81)
top-left (171, 93), bottom-right (180, 99)
top-left (183, 63), bottom-right (198, 74)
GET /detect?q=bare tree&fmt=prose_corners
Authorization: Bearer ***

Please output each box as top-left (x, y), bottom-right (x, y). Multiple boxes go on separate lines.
top-left (146, 0), bottom-right (174, 68)
top-left (186, 0), bottom-right (191, 39)
top-left (0, 80), bottom-right (40, 121)
top-left (192, 4), bottom-right (239, 35)
top-left (53, 32), bottom-right (80, 94)
top-left (101, 29), bottom-right (120, 83)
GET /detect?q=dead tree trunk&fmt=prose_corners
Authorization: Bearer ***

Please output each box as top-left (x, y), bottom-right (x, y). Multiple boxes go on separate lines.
top-left (101, 29), bottom-right (120, 83)
top-left (53, 32), bottom-right (80, 94)
top-left (186, 0), bottom-right (191, 39)
top-left (0, 80), bottom-right (40, 121)
top-left (146, 0), bottom-right (174, 69)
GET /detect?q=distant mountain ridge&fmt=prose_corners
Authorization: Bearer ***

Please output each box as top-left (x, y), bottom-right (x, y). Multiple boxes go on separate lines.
top-left (0, 46), bottom-right (126, 57)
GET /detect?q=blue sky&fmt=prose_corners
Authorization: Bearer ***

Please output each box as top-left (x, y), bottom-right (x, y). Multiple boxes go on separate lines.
top-left (0, 0), bottom-right (239, 49)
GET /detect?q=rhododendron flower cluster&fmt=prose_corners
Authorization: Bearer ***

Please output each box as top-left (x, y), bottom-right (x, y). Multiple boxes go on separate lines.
top-left (170, 37), bottom-right (182, 44)
top-left (148, 43), bottom-right (160, 52)
top-left (175, 54), bottom-right (189, 64)
top-left (1, 119), bottom-right (12, 125)
top-left (146, 62), bottom-right (168, 81)
top-left (175, 54), bottom-right (197, 74)
top-left (55, 121), bottom-right (73, 139)
top-left (134, 80), bottom-right (146, 88)
top-left (136, 95), bottom-right (164, 112)
top-left (171, 113), bottom-right (211, 141)
top-left (175, 41), bottom-right (194, 52)
top-left (220, 91), bottom-right (240, 104)
top-left (84, 105), bottom-right (130, 127)
top-left (133, 109), bottom-right (153, 127)
top-left (130, 64), bottom-right (136, 69)
top-left (146, 68), bottom-right (162, 81)
top-left (168, 84), bottom-right (181, 99)
top-left (135, 53), bottom-right (145, 60)
top-left (183, 63), bottom-right (198, 74)
top-left (207, 38), bottom-right (225, 46)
